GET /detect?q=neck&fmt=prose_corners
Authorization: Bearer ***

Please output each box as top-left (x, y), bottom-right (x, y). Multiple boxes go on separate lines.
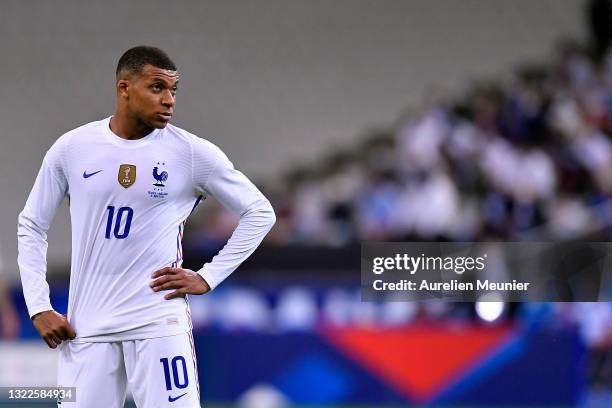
top-left (109, 111), bottom-right (154, 140)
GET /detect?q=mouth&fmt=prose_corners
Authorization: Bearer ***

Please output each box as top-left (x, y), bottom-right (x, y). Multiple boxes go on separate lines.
top-left (157, 112), bottom-right (172, 122)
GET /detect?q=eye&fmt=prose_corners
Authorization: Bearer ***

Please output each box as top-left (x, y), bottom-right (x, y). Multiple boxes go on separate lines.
top-left (151, 84), bottom-right (162, 92)
top-left (171, 87), bottom-right (178, 96)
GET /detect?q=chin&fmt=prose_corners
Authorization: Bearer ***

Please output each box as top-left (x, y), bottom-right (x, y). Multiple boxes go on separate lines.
top-left (149, 118), bottom-right (170, 129)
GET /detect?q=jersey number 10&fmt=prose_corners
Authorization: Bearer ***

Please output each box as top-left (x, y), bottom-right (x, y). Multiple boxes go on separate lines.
top-left (105, 206), bottom-right (134, 239)
top-left (160, 356), bottom-right (189, 390)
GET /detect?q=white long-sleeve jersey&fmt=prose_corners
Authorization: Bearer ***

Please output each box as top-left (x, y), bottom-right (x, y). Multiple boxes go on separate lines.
top-left (18, 117), bottom-right (275, 341)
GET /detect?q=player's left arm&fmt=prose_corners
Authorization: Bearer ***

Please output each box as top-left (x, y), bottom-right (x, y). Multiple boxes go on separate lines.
top-left (151, 141), bottom-right (275, 299)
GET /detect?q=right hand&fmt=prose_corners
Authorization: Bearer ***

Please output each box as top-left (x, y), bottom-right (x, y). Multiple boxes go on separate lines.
top-left (32, 310), bottom-right (76, 349)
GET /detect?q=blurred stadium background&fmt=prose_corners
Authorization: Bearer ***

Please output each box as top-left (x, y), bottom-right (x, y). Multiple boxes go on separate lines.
top-left (1, 0), bottom-right (611, 407)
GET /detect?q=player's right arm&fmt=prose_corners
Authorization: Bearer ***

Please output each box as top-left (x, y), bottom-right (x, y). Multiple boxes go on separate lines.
top-left (17, 135), bottom-right (76, 348)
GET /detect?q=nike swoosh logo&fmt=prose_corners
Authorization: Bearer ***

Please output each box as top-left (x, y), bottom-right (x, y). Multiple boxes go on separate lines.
top-left (168, 392), bottom-right (188, 402)
top-left (83, 170), bottom-right (103, 178)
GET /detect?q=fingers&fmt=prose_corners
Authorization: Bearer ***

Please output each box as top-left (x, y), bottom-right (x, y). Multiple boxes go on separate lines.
top-left (33, 311), bottom-right (77, 348)
top-left (150, 271), bottom-right (182, 290)
top-left (164, 289), bottom-right (186, 300)
top-left (43, 320), bottom-right (77, 347)
top-left (64, 320), bottom-right (77, 340)
top-left (150, 270), bottom-right (185, 292)
top-left (150, 273), bottom-right (174, 287)
top-left (150, 267), bottom-right (204, 299)
top-left (45, 332), bottom-right (62, 349)
top-left (44, 330), bottom-right (75, 348)
top-left (43, 336), bottom-right (57, 349)
top-left (151, 280), bottom-right (184, 292)
top-left (151, 267), bottom-right (182, 279)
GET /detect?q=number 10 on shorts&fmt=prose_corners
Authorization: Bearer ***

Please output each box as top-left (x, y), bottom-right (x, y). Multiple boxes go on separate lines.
top-left (160, 356), bottom-right (189, 391)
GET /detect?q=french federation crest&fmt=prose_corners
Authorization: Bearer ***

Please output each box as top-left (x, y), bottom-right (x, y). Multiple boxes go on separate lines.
top-left (152, 163), bottom-right (168, 187)
top-left (148, 162), bottom-right (169, 199)
top-left (118, 164), bottom-right (136, 188)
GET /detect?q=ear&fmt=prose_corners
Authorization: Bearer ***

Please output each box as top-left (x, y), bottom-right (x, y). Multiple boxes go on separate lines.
top-left (117, 79), bottom-right (129, 99)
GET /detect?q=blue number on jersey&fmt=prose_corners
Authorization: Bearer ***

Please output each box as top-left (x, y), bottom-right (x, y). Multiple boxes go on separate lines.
top-left (160, 356), bottom-right (189, 391)
top-left (105, 206), bottom-right (134, 239)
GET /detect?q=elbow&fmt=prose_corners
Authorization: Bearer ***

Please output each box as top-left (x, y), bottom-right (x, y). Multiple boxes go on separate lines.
top-left (17, 211), bottom-right (45, 240)
top-left (240, 198), bottom-right (276, 231)
top-left (17, 210), bottom-right (29, 237)
top-left (265, 202), bottom-right (276, 230)
top-left (256, 199), bottom-right (276, 231)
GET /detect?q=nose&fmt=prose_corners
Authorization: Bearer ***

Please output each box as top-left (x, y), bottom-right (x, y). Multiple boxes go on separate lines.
top-left (161, 90), bottom-right (175, 108)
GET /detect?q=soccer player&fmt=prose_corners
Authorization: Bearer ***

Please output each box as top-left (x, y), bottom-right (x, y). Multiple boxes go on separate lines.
top-left (18, 46), bottom-right (276, 408)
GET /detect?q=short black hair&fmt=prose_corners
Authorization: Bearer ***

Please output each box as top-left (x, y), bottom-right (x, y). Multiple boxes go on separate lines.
top-left (116, 46), bottom-right (177, 79)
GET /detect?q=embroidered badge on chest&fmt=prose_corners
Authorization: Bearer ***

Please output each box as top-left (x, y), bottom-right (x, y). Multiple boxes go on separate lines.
top-left (148, 162), bottom-right (169, 199)
top-left (118, 164), bottom-right (137, 188)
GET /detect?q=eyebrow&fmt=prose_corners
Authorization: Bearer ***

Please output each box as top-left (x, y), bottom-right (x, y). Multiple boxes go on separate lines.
top-left (150, 77), bottom-right (180, 86)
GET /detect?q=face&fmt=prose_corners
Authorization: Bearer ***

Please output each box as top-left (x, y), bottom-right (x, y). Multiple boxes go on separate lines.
top-left (118, 64), bottom-right (180, 129)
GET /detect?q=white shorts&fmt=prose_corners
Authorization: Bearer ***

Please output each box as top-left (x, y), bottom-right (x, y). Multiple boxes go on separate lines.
top-left (57, 332), bottom-right (201, 408)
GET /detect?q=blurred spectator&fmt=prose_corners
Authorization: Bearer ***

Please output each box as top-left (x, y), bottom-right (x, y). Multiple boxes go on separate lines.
top-left (589, 0), bottom-right (612, 60)
top-left (0, 248), bottom-right (19, 340)
top-left (206, 43), bottom-right (612, 245)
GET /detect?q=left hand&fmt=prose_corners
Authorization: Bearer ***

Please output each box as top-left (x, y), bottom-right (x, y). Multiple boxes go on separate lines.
top-left (150, 267), bottom-right (211, 300)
